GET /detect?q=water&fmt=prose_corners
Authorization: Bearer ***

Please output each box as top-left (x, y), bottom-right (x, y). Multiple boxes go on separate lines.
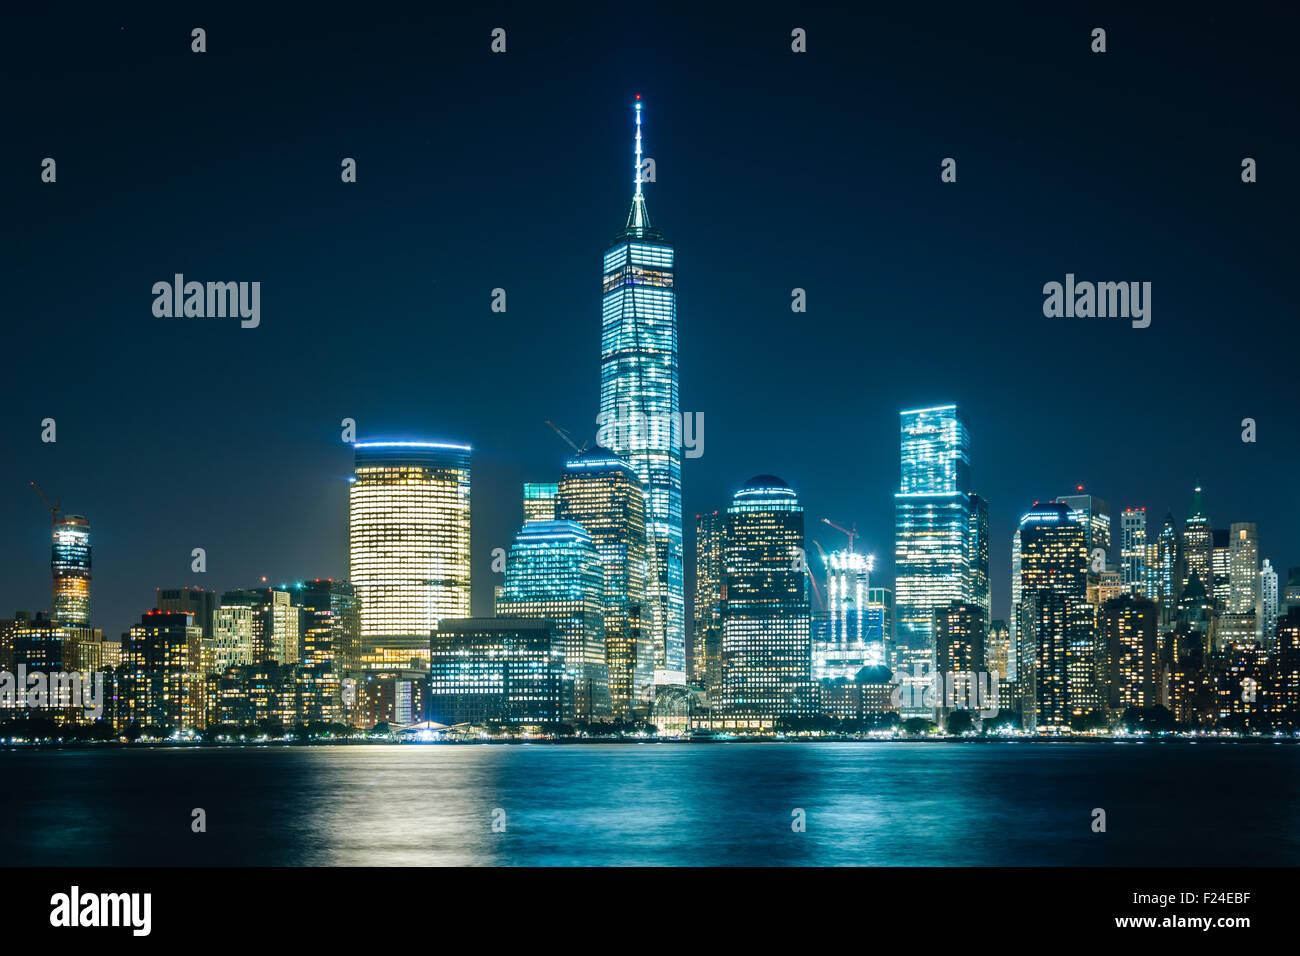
top-left (3, 741), bottom-right (1296, 865)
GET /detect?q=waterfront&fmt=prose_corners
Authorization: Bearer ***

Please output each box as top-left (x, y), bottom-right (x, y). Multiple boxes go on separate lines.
top-left (3, 741), bottom-right (1298, 866)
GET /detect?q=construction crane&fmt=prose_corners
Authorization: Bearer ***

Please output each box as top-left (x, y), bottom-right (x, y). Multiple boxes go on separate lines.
top-left (545, 421), bottom-right (589, 455)
top-left (30, 481), bottom-right (60, 530)
top-left (805, 539), bottom-right (828, 612)
top-left (821, 517), bottom-right (859, 554)
top-left (30, 481), bottom-right (60, 616)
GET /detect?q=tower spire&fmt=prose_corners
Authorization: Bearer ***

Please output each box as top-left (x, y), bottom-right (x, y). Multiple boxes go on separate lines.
top-left (626, 95), bottom-right (650, 232)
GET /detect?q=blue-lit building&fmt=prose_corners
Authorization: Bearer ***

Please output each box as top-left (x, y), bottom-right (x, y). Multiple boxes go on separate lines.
top-left (596, 98), bottom-right (685, 679)
top-left (718, 477), bottom-right (813, 727)
top-left (893, 405), bottom-right (972, 714)
top-left (812, 550), bottom-right (883, 680)
top-left (495, 520), bottom-right (610, 721)
top-left (52, 515), bottom-right (91, 626)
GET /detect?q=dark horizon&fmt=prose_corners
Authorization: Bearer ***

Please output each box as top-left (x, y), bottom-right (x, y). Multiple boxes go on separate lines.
top-left (4, 3), bottom-right (1297, 640)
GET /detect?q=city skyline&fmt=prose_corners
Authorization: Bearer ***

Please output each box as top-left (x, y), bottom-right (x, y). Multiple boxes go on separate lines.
top-left (5, 6), bottom-right (1296, 665)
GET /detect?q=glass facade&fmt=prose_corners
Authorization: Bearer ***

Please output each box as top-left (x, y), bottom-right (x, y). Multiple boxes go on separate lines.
top-left (557, 451), bottom-right (652, 717)
top-left (523, 482), bottom-right (559, 523)
top-left (428, 618), bottom-right (567, 727)
top-left (719, 477), bottom-right (812, 721)
top-left (1017, 502), bottom-right (1090, 730)
top-left (1120, 507), bottom-right (1149, 597)
top-left (496, 520), bottom-right (609, 721)
top-left (597, 99), bottom-right (684, 677)
top-left (692, 510), bottom-right (725, 695)
top-left (52, 515), bottom-right (91, 626)
top-left (349, 441), bottom-right (471, 663)
top-left (894, 405), bottom-right (972, 714)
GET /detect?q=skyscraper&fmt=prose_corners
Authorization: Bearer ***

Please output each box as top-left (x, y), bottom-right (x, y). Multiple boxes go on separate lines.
top-left (719, 477), bottom-right (812, 725)
top-left (123, 610), bottom-right (205, 731)
top-left (52, 515), bottom-right (91, 625)
top-left (1058, 492), bottom-right (1111, 561)
top-left (1182, 487), bottom-right (1213, 598)
top-left (1120, 507), bottom-right (1149, 597)
top-left (692, 511), bottom-right (725, 697)
top-left (557, 450), bottom-right (652, 717)
top-left (496, 520), bottom-right (609, 721)
top-left (1099, 594), bottom-right (1159, 713)
top-left (157, 587), bottom-right (216, 642)
top-left (1017, 502), bottom-right (1090, 731)
top-left (894, 405), bottom-right (971, 713)
top-left (1156, 511), bottom-right (1180, 606)
top-left (522, 482), bottom-right (559, 523)
top-left (1227, 522), bottom-right (1260, 615)
top-left (349, 441), bottom-right (471, 666)
top-left (596, 98), bottom-right (684, 678)
top-left (1261, 559), bottom-right (1278, 644)
top-left (968, 493), bottom-right (991, 626)
top-left (295, 580), bottom-right (361, 724)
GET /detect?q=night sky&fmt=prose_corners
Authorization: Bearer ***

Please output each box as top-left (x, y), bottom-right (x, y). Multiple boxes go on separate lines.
top-left (3, 2), bottom-right (1296, 640)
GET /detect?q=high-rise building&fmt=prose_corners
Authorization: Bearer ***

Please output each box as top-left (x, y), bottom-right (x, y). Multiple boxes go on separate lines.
top-left (987, 619), bottom-right (1012, 683)
top-left (597, 98), bottom-right (684, 678)
top-left (1017, 501), bottom-right (1090, 731)
top-left (123, 610), bottom-right (205, 731)
top-left (1227, 522), bottom-right (1260, 617)
top-left (523, 482), bottom-right (559, 523)
top-left (1261, 559), bottom-right (1279, 644)
top-left (1156, 511), bottom-right (1180, 606)
top-left (52, 515), bottom-right (91, 626)
top-left (157, 587), bottom-right (216, 642)
top-left (933, 602), bottom-right (987, 722)
top-left (496, 520), bottom-right (609, 721)
top-left (1120, 507), bottom-right (1149, 597)
top-left (719, 477), bottom-right (812, 725)
top-left (210, 604), bottom-right (255, 673)
top-left (221, 588), bottom-right (300, 666)
top-left (1211, 529), bottom-right (1231, 607)
top-left (557, 450), bottom-right (652, 717)
top-left (428, 618), bottom-right (568, 727)
top-left (1182, 487), bottom-right (1213, 600)
top-left (813, 550), bottom-right (880, 680)
top-left (692, 511), bottom-right (725, 697)
top-left (349, 441), bottom-right (471, 665)
top-left (1059, 492), bottom-right (1111, 562)
top-left (1099, 594), bottom-right (1159, 713)
top-left (968, 493), bottom-right (991, 626)
top-left (894, 405), bottom-right (972, 713)
top-left (294, 580), bottom-right (361, 724)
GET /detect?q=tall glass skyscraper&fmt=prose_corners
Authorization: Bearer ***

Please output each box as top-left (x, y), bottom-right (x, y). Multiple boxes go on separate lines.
top-left (1120, 507), bottom-right (1149, 597)
top-left (719, 477), bottom-right (812, 725)
top-left (349, 441), bottom-right (472, 666)
top-left (52, 514), bottom-right (91, 625)
top-left (692, 510), bottom-right (725, 696)
top-left (894, 405), bottom-right (972, 713)
top-left (496, 520), bottom-right (609, 721)
top-left (557, 450), bottom-right (652, 717)
top-left (597, 98), bottom-right (684, 678)
top-left (813, 550), bottom-right (881, 680)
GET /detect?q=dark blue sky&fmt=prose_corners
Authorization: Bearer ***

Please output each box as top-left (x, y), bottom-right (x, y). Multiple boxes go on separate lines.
top-left (3, 2), bottom-right (1296, 638)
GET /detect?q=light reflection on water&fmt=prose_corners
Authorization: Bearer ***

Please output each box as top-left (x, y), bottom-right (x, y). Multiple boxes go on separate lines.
top-left (3, 742), bottom-right (1297, 866)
